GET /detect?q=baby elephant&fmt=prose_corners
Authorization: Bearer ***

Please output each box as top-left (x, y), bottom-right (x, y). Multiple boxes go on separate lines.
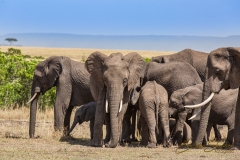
top-left (131, 81), bottom-right (171, 148)
top-left (67, 102), bottom-right (96, 140)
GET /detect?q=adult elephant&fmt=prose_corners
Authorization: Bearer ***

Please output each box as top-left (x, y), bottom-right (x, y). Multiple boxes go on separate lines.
top-left (144, 61), bottom-right (202, 143)
top-left (185, 47), bottom-right (240, 148)
top-left (151, 49), bottom-right (208, 81)
top-left (28, 56), bottom-right (94, 138)
top-left (85, 52), bottom-right (146, 148)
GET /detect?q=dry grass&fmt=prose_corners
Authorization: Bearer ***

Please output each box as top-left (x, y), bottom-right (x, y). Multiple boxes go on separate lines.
top-left (0, 46), bottom-right (176, 61)
top-left (0, 108), bottom-right (239, 159)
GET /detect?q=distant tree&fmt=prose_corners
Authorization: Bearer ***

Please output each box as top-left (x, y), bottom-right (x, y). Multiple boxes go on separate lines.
top-left (5, 38), bottom-right (18, 46)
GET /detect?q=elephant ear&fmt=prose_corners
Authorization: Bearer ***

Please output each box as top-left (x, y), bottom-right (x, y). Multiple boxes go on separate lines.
top-left (228, 47), bottom-right (240, 89)
top-left (182, 88), bottom-right (202, 105)
top-left (123, 52), bottom-right (146, 91)
top-left (130, 86), bottom-right (141, 105)
top-left (151, 56), bottom-right (163, 63)
top-left (85, 51), bottom-right (108, 88)
top-left (45, 56), bottom-right (63, 88)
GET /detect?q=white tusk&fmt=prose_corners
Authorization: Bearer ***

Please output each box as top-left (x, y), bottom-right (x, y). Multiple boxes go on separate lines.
top-left (119, 100), bottom-right (122, 113)
top-left (27, 93), bottom-right (38, 104)
top-left (188, 109), bottom-right (201, 120)
top-left (105, 94), bottom-right (108, 113)
top-left (184, 93), bottom-right (215, 108)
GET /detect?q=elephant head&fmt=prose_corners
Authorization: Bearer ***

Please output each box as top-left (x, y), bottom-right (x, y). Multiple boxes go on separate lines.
top-left (85, 52), bottom-right (146, 148)
top-left (184, 47), bottom-right (240, 147)
top-left (29, 56), bottom-right (63, 138)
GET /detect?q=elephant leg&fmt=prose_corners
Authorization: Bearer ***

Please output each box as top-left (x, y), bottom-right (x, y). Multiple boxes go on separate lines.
top-left (213, 124), bottom-right (222, 141)
top-left (173, 112), bottom-right (187, 146)
top-left (90, 118), bottom-right (95, 140)
top-left (145, 110), bottom-right (157, 148)
top-left (54, 84), bottom-right (72, 133)
top-left (91, 89), bottom-right (106, 147)
top-left (137, 110), bottom-right (141, 138)
top-left (191, 108), bottom-right (200, 145)
top-left (140, 114), bottom-right (149, 146)
top-left (206, 122), bottom-right (213, 141)
top-left (224, 114), bottom-right (235, 146)
top-left (131, 107), bottom-right (137, 142)
top-left (158, 103), bottom-right (171, 147)
top-left (121, 105), bottom-right (132, 143)
top-left (63, 105), bottom-right (74, 135)
top-left (156, 123), bottom-right (163, 144)
top-left (104, 113), bottom-right (111, 144)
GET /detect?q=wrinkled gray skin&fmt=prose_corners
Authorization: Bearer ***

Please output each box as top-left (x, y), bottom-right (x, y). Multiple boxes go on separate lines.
top-left (131, 81), bottom-right (171, 148)
top-left (29, 56), bottom-right (94, 138)
top-left (169, 118), bottom-right (192, 143)
top-left (85, 52), bottom-right (146, 148)
top-left (67, 102), bottom-right (97, 140)
top-left (170, 83), bottom-right (237, 145)
top-left (194, 47), bottom-right (240, 148)
top-left (151, 49), bottom-right (222, 144)
top-left (151, 49), bottom-right (208, 81)
top-left (144, 61), bottom-right (202, 144)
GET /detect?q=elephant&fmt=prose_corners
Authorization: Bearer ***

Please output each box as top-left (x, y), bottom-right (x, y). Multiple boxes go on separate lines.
top-left (28, 56), bottom-right (94, 138)
top-left (67, 101), bottom-right (97, 140)
top-left (184, 47), bottom-right (240, 148)
top-left (85, 52), bottom-right (146, 148)
top-left (170, 83), bottom-right (237, 145)
top-left (131, 81), bottom-right (171, 148)
top-left (151, 49), bottom-right (209, 81)
top-left (144, 61), bottom-right (202, 143)
top-left (169, 118), bottom-right (192, 143)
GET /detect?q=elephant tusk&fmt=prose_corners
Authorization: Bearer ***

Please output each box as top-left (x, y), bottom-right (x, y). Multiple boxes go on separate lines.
top-left (27, 93), bottom-right (38, 104)
top-left (184, 93), bottom-right (215, 108)
top-left (119, 100), bottom-right (122, 113)
top-left (188, 109), bottom-right (201, 120)
top-left (105, 94), bottom-right (108, 113)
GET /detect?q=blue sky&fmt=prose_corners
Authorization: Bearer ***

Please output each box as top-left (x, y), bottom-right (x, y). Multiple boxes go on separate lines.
top-left (0, 0), bottom-right (240, 36)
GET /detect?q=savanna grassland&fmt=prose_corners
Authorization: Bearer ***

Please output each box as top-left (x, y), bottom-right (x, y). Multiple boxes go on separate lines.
top-left (0, 46), bottom-right (239, 159)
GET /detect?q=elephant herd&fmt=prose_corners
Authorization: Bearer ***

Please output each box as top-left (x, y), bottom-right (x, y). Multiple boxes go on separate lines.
top-left (28, 47), bottom-right (240, 149)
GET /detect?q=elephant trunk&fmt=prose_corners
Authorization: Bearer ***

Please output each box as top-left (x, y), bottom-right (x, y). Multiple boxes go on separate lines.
top-left (67, 119), bottom-right (79, 136)
top-left (108, 86), bottom-right (122, 148)
top-left (194, 78), bottom-right (212, 146)
top-left (29, 91), bottom-right (40, 138)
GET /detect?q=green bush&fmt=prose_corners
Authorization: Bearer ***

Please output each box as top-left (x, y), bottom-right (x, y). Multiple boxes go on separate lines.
top-left (33, 55), bottom-right (45, 59)
top-left (143, 57), bottom-right (151, 63)
top-left (0, 48), bottom-right (55, 110)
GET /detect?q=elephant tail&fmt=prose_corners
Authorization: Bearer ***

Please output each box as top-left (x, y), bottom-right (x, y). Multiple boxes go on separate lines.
top-left (154, 80), bottom-right (160, 134)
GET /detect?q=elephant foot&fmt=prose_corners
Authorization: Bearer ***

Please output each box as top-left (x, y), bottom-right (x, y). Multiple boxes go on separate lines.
top-left (147, 143), bottom-right (157, 148)
top-left (91, 138), bottom-right (103, 147)
top-left (222, 141), bottom-right (233, 148)
top-left (105, 141), bottom-right (119, 148)
top-left (131, 138), bottom-right (138, 142)
top-left (163, 139), bottom-right (173, 148)
top-left (140, 141), bottom-right (148, 146)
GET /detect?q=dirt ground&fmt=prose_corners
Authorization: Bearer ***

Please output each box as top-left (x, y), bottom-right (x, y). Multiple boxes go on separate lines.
top-left (0, 108), bottom-right (239, 159)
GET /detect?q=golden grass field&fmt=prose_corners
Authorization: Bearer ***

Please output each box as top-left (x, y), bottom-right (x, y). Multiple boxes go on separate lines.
top-left (0, 46), bottom-right (176, 61)
top-left (0, 46), bottom-right (239, 159)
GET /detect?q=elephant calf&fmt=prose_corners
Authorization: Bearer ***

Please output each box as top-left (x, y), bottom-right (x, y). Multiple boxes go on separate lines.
top-left (131, 81), bottom-right (171, 148)
top-left (67, 102), bottom-right (97, 140)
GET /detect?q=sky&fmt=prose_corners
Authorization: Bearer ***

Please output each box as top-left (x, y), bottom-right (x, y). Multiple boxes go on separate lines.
top-left (0, 0), bottom-right (240, 37)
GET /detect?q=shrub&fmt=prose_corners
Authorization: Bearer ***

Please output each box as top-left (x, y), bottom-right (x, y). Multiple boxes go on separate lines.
top-left (0, 48), bottom-right (55, 110)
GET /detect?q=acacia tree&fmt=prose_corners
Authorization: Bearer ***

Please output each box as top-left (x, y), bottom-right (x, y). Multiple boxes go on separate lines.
top-left (5, 38), bottom-right (18, 46)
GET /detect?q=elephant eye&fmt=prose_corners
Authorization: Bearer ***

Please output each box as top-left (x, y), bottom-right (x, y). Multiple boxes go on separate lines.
top-left (123, 78), bottom-right (127, 84)
top-left (216, 69), bottom-right (220, 75)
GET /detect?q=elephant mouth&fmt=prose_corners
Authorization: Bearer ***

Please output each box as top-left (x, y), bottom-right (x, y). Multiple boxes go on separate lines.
top-left (105, 95), bottom-right (123, 114)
